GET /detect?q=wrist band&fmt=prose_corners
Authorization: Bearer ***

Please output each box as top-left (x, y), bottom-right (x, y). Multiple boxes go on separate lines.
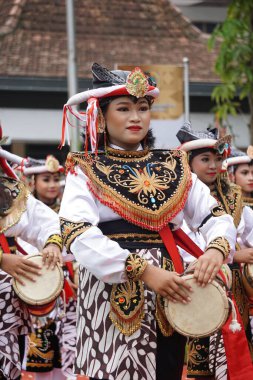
top-left (125, 253), bottom-right (148, 281)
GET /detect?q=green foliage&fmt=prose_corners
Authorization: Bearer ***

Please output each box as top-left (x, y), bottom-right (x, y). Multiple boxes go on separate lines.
top-left (209, 0), bottom-right (253, 123)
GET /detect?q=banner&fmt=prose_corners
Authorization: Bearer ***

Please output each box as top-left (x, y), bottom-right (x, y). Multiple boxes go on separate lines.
top-left (117, 64), bottom-right (183, 120)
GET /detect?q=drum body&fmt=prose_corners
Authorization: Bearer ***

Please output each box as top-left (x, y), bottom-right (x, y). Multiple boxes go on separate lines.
top-left (242, 263), bottom-right (253, 298)
top-left (164, 274), bottom-right (230, 338)
top-left (13, 254), bottom-right (64, 316)
top-left (73, 261), bottom-right (79, 286)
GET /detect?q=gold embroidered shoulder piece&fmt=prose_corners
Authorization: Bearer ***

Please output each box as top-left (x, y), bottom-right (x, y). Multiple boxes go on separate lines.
top-left (243, 196), bottom-right (253, 210)
top-left (68, 148), bottom-right (192, 231)
top-left (212, 183), bottom-right (243, 228)
top-left (0, 176), bottom-right (30, 233)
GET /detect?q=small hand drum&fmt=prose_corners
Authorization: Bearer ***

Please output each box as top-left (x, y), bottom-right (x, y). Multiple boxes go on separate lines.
top-left (73, 261), bottom-right (79, 286)
top-left (12, 254), bottom-right (64, 316)
top-left (164, 272), bottom-right (230, 338)
top-left (242, 263), bottom-right (253, 298)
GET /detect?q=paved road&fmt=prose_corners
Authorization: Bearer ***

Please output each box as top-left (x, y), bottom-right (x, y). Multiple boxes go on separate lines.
top-left (22, 368), bottom-right (188, 379)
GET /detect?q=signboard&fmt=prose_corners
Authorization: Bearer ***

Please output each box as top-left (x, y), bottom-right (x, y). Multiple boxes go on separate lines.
top-left (117, 64), bottom-right (183, 120)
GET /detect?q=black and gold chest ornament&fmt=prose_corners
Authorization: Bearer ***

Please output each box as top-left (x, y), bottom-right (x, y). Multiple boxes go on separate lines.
top-left (212, 182), bottom-right (243, 228)
top-left (0, 176), bottom-right (29, 233)
top-left (66, 148), bottom-right (192, 232)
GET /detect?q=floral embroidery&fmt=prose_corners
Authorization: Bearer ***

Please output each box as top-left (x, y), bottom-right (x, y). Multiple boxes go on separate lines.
top-left (212, 183), bottom-right (242, 228)
top-left (70, 148), bottom-right (192, 231)
top-left (206, 237), bottom-right (230, 261)
top-left (60, 218), bottom-right (92, 253)
top-left (110, 279), bottom-right (145, 336)
top-left (125, 253), bottom-right (148, 281)
top-left (0, 176), bottom-right (29, 233)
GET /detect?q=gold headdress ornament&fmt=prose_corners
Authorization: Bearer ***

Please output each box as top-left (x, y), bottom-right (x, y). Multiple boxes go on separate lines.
top-left (60, 63), bottom-right (159, 153)
top-left (45, 155), bottom-right (60, 173)
top-left (247, 145), bottom-right (253, 159)
top-left (125, 68), bottom-right (150, 98)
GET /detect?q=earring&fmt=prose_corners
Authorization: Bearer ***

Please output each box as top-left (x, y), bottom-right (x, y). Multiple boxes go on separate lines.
top-left (98, 108), bottom-right (106, 133)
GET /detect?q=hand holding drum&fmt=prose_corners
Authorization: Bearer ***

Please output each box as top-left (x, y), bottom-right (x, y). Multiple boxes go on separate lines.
top-left (42, 244), bottom-right (63, 269)
top-left (141, 265), bottom-right (193, 304)
top-left (0, 253), bottom-right (42, 285)
top-left (12, 254), bottom-right (64, 316)
top-left (164, 264), bottom-right (232, 338)
top-left (140, 248), bottom-right (224, 304)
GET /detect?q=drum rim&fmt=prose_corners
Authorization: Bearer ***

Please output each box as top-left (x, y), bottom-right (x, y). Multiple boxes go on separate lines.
top-left (244, 263), bottom-right (253, 284)
top-left (12, 254), bottom-right (64, 305)
top-left (164, 274), bottom-right (230, 338)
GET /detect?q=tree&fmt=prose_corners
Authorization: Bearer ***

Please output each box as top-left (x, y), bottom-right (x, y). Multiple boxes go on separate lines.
top-left (208, 0), bottom-right (253, 144)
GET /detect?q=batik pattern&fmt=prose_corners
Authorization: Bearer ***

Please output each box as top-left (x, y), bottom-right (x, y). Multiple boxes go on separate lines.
top-left (74, 247), bottom-right (163, 380)
top-left (0, 270), bottom-right (31, 379)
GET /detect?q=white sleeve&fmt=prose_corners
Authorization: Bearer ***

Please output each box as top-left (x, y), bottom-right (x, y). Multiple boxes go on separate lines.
top-left (184, 174), bottom-right (236, 262)
top-left (5, 195), bottom-right (61, 251)
top-left (59, 167), bottom-right (129, 284)
top-left (238, 206), bottom-right (253, 247)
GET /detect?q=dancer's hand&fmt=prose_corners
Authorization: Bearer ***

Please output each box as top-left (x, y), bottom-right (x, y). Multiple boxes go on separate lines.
top-left (192, 248), bottom-right (223, 286)
top-left (234, 248), bottom-right (253, 264)
top-left (1, 254), bottom-right (42, 285)
top-left (141, 264), bottom-right (193, 304)
top-left (42, 244), bottom-right (63, 269)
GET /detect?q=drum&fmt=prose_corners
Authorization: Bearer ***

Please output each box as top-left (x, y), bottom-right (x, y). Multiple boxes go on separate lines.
top-left (242, 263), bottom-right (253, 298)
top-left (13, 254), bottom-right (64, 316)
top-left (164, 273), bottom-right (230, 338)
top-left (73, 261), bottom-right (79, 286)
top-left (218, 264), bottom-right (233, 290)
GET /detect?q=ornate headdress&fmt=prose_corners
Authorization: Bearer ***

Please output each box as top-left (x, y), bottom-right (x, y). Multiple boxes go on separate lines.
top-left (60, 63), bottom-right (159, 153)
top-left (222, 146), bottom-right (253, 172)
top-left (15, 155), bottom-right (64, 176)
top-left (176, 122), bottom-right (231, 157)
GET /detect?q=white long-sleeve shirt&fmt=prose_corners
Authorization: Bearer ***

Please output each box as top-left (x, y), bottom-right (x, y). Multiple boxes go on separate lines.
top-left (59, 166), bottom-right (236, 284)
top-left (5, 194), bottom-right (61, 250)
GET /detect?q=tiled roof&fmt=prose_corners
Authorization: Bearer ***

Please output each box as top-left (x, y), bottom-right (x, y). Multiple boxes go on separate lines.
top-left (0, 0), bottom-right (220, 83)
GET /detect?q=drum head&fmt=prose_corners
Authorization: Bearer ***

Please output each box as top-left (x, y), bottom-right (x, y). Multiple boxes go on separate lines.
top-left (13, 254), bottom-right (64, 306)
top-left (164, 274), bottom-right (229, 338)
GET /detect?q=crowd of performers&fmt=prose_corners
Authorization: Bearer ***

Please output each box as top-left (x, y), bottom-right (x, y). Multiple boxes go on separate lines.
top-left (1, 63), bottom-right (253, 380)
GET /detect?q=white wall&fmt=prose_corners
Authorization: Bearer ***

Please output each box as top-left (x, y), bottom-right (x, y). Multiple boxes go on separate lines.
top-left (0, 108), bottom-right (62, 142)
top-left (0, 108), bottom-right (250, 149)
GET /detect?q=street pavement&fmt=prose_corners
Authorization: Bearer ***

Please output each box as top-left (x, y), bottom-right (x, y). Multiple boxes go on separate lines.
top-left (21, 367), bottom-right (188, 379)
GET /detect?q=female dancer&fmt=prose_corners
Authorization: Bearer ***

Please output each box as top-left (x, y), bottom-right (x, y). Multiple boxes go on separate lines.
top-left (177, 123), bottom-right (253, 380)
top-left (223, 148), bottom-right (253, 209)
top-left (59, 63), bottom-right (236, 380)
top-left (17, 156), bottom-right (77, 380)
top-left (0, 166), bottom-right (62, 379)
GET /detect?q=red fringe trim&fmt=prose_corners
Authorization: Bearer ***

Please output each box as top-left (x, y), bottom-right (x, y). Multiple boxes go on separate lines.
top-left (87, 175), bottom-right (192, 232)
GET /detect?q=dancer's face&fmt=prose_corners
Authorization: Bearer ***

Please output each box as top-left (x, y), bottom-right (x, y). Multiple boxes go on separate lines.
top-left (233, 164), bottom-right (253, 196)
top-left (35, 172), bottom-right (60, 204)
top-left (105, 96), bottom-right (151, 150)
top-left (190, 151), bottom-right (223, 186)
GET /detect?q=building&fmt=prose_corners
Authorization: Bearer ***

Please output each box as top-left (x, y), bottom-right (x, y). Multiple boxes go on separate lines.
top-left (0, 0), bottom-right (249, 160)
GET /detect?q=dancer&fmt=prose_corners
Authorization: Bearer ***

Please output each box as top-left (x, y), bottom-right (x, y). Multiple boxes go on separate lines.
top-left (17, 156), bottom-right (77, 380)
top-left (177, 123), bottom-right (253, 380)
top-left (59, 63), bottom-right (236, 380)
top-left (0, 153), bottom-right (62, 379)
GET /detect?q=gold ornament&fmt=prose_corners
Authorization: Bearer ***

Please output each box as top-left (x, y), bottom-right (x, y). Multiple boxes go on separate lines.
top-left (247, 145), bottom-right (253, 159)
top-left (126, 67), bottom-right (149, 98)
top-left (45, 155), bottom-right (59, 173)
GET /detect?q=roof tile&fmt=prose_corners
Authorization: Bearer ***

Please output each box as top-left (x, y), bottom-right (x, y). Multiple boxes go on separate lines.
top-left (0, 0), bottom-right (220, 82)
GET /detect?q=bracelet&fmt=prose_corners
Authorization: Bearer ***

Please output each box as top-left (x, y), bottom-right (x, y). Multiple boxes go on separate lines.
top-left (205, 237), bottom-right (230, 261)
top-left (125, 253), bottom-right (148, 281)
top-left (44, 234), bottom-right (63, 251)
top-left (0, 251), bottom-right (3, 268)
